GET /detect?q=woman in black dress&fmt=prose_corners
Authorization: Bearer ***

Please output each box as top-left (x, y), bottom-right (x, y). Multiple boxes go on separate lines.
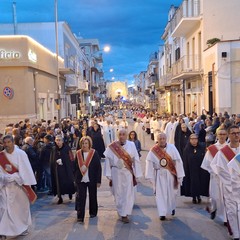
top-left (74, 136), bottom-right (102, 223)
top-left (88, 123), bottom-right (105, 158)
top-left (181, 134), bottom-right (210, 203)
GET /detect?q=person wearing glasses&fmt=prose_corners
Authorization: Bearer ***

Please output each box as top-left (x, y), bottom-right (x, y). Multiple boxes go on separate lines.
top-left (201, 128), bottom-right (228, 223)
top-left (211, 125), bottom-right (240, 239)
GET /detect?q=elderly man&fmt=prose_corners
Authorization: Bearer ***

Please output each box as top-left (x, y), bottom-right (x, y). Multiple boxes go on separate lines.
top-left (104, 129), bottom-right (142, 223)
top-left (201, 128), bottom-right (228, 222)
top-left (0, 135), bottom-right (36, 238)
top-left (211, 125), bottom-right (240, 239)
top-left (145, 132), bottom-right (185, 221)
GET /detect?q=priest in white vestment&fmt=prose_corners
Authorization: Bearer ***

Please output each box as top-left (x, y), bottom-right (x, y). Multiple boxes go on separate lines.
top-left (227, 153), bottom-right (240, 239)
top-left (0, 135), bottom-right (36, 238)
top-left (211, 125), bottom-right (240, 239)
top-left (201, 128), bottom-right (227, 222)
top-left (102, 120), bottom-right (114, 147)
top-left (104, 129), bottom-right (142, 223)
top-left (133, 118), bottom-right (145, 148)
top-left (164, 116), bottom-right (178, 144)
top-left (145, 132), bottom-right (185, 220)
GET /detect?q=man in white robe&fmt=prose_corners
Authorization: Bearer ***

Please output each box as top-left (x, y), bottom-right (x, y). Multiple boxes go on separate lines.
top-left (120, 118), bottom-right (128, 130)
top-left (145, 132), bottom-right (185, 220)
top-left (227, 153), bottom-right (240, 240)
top-left (164, 116), bottom-right (178, 144)
top-left (104, 129), bottom-right (142, 223)
top-left (113, 119), bottom-right (122, 142)
top-left (211, 125), bottom-right (240, 239)
top-left (0, 135), bottom-right (36, 238)
top-left (152, 117), bottom-right (161, 143)
top-left (201, 128), bottom-right (227, 222)
top-left (133, 118), bottom-right (145, 148)
top-left (102, 120), bottom-right (114, 147)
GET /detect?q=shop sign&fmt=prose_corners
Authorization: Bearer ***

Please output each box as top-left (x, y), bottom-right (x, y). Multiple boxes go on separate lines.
top-left (28, 49), bottom-right (37, 63)
top-left (0, 49), bottom-right (21, 60)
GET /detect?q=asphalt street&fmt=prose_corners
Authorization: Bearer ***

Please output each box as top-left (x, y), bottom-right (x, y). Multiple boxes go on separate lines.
top-left (20, 120), bottom-right (230, 240)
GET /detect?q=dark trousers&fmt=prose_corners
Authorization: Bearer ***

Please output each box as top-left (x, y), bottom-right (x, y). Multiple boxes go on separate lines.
top-left (75, 182), bottom-right (98, 219)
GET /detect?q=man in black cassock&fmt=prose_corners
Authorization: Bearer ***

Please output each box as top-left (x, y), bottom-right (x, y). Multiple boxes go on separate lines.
top-left (181, 133), bottom-right (210, 203)
top-left (50, 135), bottom-right (75, 204)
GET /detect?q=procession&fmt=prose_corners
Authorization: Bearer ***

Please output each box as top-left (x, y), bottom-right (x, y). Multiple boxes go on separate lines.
top-left (1, 0), bottom-right (240, 239)
top-left (0, 108), bottom-right (240, 239)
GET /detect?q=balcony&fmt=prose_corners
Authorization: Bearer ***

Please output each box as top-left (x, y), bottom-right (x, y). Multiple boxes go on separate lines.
top-left (65, 74), bottom-right (78, 92)
top-left (149, 52), bottom-right (158, 65)
top-left (171, 0), bottom-right (201, 37)
top-left (172, 55), bottom-right (202, 80)
top-left (147, 74), bottom-right (158, 87)
top-left (78, 80), bottom-right (88, 92)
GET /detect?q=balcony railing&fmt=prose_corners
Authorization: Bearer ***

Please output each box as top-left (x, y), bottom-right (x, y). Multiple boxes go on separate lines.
top-left (159, 72), bottom-right (173, 87)
top-left (78, 80), bottom-right (88, 91)
top-left (172, 55), bottom-right (202, 79)
top-left (170, 0), bottom-right (201, 36)
top-left (149, 52), bottom-right (158, 62)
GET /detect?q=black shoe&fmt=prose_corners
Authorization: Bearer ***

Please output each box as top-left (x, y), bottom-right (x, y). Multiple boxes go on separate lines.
top-left (57, 197), bottom-right (63, 204)
top-left (160, 216), bottom-right (166, 221)
top-left (77, 218), bottom-right (84, 224)
top-left (210, 210), bottom-right (216, 220)
top-left (197, 197), bottom-right (202, 204)
top-left (192, 198), bottom-right (197, 204)
top-left (90, 214), bottom-right (97, 218)
top-left (121, 216), bottom-right (129, 223)
top-left (172, 210), bottom-right (175, 216)
top-left (69, 194), bottom-right (72, 200)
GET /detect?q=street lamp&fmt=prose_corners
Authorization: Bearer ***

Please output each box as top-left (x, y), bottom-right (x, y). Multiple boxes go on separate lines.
top-left (89, 45), bottom-right (110, 116)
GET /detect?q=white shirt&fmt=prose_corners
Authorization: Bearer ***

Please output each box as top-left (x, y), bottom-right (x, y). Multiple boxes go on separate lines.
top-left (81, 152), bottom-right (90, 183)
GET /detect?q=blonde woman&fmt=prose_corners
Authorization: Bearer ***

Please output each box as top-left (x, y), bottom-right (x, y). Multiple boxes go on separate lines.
top-left (74, 136), bottom-right (102, 223)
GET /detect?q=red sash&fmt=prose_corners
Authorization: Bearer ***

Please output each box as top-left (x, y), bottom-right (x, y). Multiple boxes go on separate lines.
top-left (0, 152), bottom-right (37, 204)
top-left (109, 141), bottom-right (137, 186)
top-left (208, 145), bottom-right (219, 158)
top-left (151, 145), bottom-right (178, 188)
top-left (76, 149), bottom-right (95, 176)
top-left (221, 145), bottom-right (236, 162)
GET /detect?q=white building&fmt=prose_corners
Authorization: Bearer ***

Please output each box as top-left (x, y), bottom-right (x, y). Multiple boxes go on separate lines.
top-left (157, 0), bottom-right (240, 115)
top-left (0, 22), bottom-right (92, 117)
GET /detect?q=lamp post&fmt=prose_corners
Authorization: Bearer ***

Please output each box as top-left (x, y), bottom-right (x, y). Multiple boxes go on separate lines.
top-left (54, 0), bottom-right (61, 122)
top-left (89, 45), bottom-right (110, 116)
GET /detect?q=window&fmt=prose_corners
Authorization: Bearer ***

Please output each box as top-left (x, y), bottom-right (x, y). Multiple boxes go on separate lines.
top-left (175, 47), bottom-right (180, 61)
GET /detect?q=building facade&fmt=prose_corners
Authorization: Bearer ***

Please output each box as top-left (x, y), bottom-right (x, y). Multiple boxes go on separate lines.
top-left (0, 36), bottom-right (65, 131)
top-left (147, 0), bottom-right (240, 115)
top-left (0, 22), bottom-right (95, 117)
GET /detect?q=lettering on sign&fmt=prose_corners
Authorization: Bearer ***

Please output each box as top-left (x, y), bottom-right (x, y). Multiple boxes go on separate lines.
top-left (0, 49), bottom-right (21, 60)
top-left (28, 49), bottom-right (37, 63)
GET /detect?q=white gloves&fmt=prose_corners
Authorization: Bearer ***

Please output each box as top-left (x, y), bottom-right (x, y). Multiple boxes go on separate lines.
top-left (4, 173), bottom-right (23, 186)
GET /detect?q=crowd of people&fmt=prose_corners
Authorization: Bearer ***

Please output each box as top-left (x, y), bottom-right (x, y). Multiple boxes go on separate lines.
top-left (0, 108), bottom-right (240, 239)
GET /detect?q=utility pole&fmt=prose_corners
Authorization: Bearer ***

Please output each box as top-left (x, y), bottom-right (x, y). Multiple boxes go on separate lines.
top-left (55, 0), bottom-right (61, 122)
